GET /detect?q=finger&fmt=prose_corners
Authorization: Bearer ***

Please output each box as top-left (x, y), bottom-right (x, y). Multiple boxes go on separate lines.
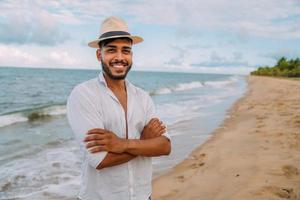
top-left (86, 140), bottom-right (106, 148)
top-left (156, 124), bottom-right (166, 133)
top-left (87, 128), bottom-right (106, 135)
top-left (149, 119), bottom-right (161, 128)
top-left (158, 121), bottom-right (165, 127)
top-left (158, 129), bottom-right (166, 136)
top-left (153, 128), bottom-right (166, 137)
top-left (89, 145), bottom-right (107, 153)
top-left (84, 134), bottom-right (106, 142)
top-left (155, 120), bottom-right (164, 126)
top-left (148, 118), bottom-right (159, 126)
top-left (152, 126), bottom-right (162, 133)
top-left (158, 125), bottom-right (166, 133)
top-left (160, 124), bottom-right (166, 129)
top-left (157, 124), bottom-right (166, 132)
top-left (152, 121), bottom-right (163, 130)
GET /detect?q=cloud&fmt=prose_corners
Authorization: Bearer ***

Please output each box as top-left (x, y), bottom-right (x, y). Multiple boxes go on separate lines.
top-left (0, 45), bottom-right (40, 66)
top-left (163, 46), bottom-right (248, 71)
top-left (161, 62), bottom-right (255, 75)
top-left (2, 0), bottom-right (299, 47)
top-left (128, 0), bottom-right (300, 39)
top-left (189, 66), bottom-right (255, 75)
top-left (164, 42), bottom-right (215, 67)
top-left (0, 45), bottom-right (85, 68)
top-left (260, 49), bottom-right (300, 61)
top-left (26, 1), bottom-right (127, 25)
top-left (0, 0), bottom-right (138, 46)
top-left (191, 60), bottom-right (248, 68)
top-left (48, 51), bottom-right (79, 66)
top-left (0, 1), bottom-right (69, 45)
top-left (164, 45), bottom-right (187, 66)
top-left (233, 52), bottom-right (243, 60)
top-left (191, 51), bottom-right (248, 67)
top-left (185, 43), bottom-right (213, 49)
top-left (0, 0), bottom-right (298, 75)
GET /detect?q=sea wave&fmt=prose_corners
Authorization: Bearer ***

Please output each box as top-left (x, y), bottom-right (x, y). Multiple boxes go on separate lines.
top-left (0, 76), bottom-right (241, 127)
top-left (204, 76), bottom-right (239, 88)
top-left (0, 140), bottom-right (81, 199)
top-left (150, 81), bottom-right (204, 95)
top-left (150, 76), bottom-right (239, 95)
top-left (0, 105), bottom-right (66, 128)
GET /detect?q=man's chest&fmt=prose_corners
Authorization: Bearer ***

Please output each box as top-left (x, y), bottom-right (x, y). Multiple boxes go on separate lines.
top-left (98, 93), bottom-right (146, 138)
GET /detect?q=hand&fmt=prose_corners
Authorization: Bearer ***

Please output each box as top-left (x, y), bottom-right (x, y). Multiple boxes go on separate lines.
top-left (141, 118), bottom-right (166, 140)
top-left (84, 128), bottom-right (127, 154)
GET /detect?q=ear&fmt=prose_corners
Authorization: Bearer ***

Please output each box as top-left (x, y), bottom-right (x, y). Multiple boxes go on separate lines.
top-left (96, 49), bottom-right (102, 62)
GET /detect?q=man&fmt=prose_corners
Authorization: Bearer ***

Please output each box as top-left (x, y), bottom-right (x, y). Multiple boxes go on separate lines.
top-left (67, 16), bottom-right (171, 200)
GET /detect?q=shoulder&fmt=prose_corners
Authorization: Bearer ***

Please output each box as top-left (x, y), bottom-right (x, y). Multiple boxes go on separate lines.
top-left (128, 82), bottom-right (154, 109)
top-left (68, 78), bottom-right (99, 100)
top-left (129, 82), bottom-right (151, 100)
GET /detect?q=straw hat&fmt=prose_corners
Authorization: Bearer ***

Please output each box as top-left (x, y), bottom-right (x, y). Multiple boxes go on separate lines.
top-left (88, 16), bottom-right (143, 48)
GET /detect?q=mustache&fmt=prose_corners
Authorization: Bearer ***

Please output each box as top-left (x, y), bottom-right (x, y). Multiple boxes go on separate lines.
top-left (109, 60), bottom-right (128, 66)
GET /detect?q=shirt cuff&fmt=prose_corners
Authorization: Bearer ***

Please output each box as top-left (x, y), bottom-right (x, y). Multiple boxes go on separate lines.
top-left (87, 151), bottom-right (108, 169)
top-left (162, 132), bottom-right (171, 141)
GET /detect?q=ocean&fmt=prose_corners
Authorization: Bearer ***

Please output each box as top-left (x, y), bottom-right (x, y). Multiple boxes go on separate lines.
top-left (0, 67), bottom-right (247, 199)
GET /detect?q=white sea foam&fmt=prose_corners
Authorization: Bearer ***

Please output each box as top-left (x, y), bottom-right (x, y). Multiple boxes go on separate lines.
top-left (154, 87), bottom-right (173, 95)
top-left (156, 102), bottom-right (200, 126)
top-left (0, 140), bottom-right (81, 199)
top-left (156, 83), bottom-right (243, 130)
top-left (0, 105), bottom-right (67, 128)
top-left (152, 81), bottom-right (204, 95)
top-left (175, 81), bottom-right (204, 91)
top-left (43, 105), bottom-right (66, 116)
top-left (0, 113), bottom-right (28, 128)
top-left (204, 76), bottom-right (239, 88)
top-left (151, 76), bottom-right (240, 95)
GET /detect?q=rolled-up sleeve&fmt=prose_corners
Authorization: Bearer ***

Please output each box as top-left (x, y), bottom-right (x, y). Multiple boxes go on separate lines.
top-left (144, 93), bottom-right (171, 141)
top-left (67, 86), bottom-right (107, 168)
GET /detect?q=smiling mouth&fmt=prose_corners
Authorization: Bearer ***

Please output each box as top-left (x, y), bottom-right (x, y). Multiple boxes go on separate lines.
top-left (110, 62), bottom-right (128, 69)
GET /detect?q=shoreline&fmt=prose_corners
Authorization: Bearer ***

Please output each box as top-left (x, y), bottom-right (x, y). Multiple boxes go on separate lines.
top-left (152, 76), bottom-right (300, 200)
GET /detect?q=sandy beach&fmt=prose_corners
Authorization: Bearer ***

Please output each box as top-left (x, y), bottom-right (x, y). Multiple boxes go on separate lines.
top-left (153, 76), bottom-right (300, 200)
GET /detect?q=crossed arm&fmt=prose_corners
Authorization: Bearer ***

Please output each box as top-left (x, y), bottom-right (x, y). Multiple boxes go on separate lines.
top-left (84, 118), bottom-right (171, 170)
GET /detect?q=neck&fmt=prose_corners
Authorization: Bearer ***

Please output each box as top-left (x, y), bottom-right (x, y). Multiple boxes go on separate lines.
top-left (103, 73), bottom-right (126, 91)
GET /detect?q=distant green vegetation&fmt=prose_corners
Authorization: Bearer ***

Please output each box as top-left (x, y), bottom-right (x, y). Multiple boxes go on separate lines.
top-left (251, 57), bottom-right (300, 77)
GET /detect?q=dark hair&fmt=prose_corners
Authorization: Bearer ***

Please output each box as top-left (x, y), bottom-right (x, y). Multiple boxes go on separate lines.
top-left (98, 37), bottom-right (133, 48)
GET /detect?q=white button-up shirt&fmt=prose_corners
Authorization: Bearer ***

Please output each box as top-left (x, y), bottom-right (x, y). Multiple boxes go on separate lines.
top-left (67, 73), bottom-right (170, 200)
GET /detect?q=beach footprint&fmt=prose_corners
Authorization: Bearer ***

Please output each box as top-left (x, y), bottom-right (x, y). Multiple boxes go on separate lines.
top-left (282, 165), bottom-right (299, 178)
top-left (190, 153), bottom-right (206, 169)
top-left (176, 175), bottom-right (185, 182)
top-left (189, 162), bottom-right (205, 169)
top-left (293, 115), bottom-right (300, 127)
top-left (259, 186), bottom-right (297, 200)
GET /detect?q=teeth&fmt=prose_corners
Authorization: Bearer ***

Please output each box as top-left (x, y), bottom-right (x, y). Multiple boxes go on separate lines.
top-left (112, 63), bottom-right (125, 69)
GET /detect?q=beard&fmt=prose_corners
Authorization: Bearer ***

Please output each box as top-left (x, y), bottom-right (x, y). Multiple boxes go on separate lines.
top-left (101, 59), bottom-right (132, 80)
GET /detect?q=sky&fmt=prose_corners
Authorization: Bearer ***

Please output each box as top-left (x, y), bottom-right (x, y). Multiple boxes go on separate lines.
top-left (0, 0), bottom-right (300, 75)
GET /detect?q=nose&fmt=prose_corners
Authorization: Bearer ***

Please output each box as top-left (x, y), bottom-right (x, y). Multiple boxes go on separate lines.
top-left (115, 50), bottom-right (124, 60)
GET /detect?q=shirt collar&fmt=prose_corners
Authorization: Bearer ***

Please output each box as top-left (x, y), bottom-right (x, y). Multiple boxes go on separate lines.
top-left (98, 73), bottom-right (108, 87)
top-left (98, 72), bottom-right (131, 90)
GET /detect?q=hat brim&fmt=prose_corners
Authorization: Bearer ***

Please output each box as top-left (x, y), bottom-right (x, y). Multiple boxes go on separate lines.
top-left (88, 35), bottom-right (143, 48)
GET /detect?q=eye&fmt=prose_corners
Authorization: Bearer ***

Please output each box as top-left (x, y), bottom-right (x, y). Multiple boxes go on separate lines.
top-left (122, 49), bottom-right (131, 54)
top-left (106, 48), bottom-right (116, 53)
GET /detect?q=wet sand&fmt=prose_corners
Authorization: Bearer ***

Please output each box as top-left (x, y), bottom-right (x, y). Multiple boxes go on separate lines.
top-left (152, 76), bottom-right (300, 200)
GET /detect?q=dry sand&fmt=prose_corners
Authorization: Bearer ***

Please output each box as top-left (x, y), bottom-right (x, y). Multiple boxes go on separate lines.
top-left (152, 76), bottom-right (300, 200)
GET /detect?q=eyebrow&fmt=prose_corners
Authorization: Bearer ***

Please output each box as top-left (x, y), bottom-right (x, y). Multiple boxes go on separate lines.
top-left (104, 45), bottom-right (116, 48)
top-left (104, 45), bottom-right (131, 50)
top-left (105, 45), bottom-right (131, 50)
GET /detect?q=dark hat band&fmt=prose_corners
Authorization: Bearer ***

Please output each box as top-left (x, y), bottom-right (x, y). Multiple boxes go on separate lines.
top-left (99, 31), bottom-right (131, 39)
